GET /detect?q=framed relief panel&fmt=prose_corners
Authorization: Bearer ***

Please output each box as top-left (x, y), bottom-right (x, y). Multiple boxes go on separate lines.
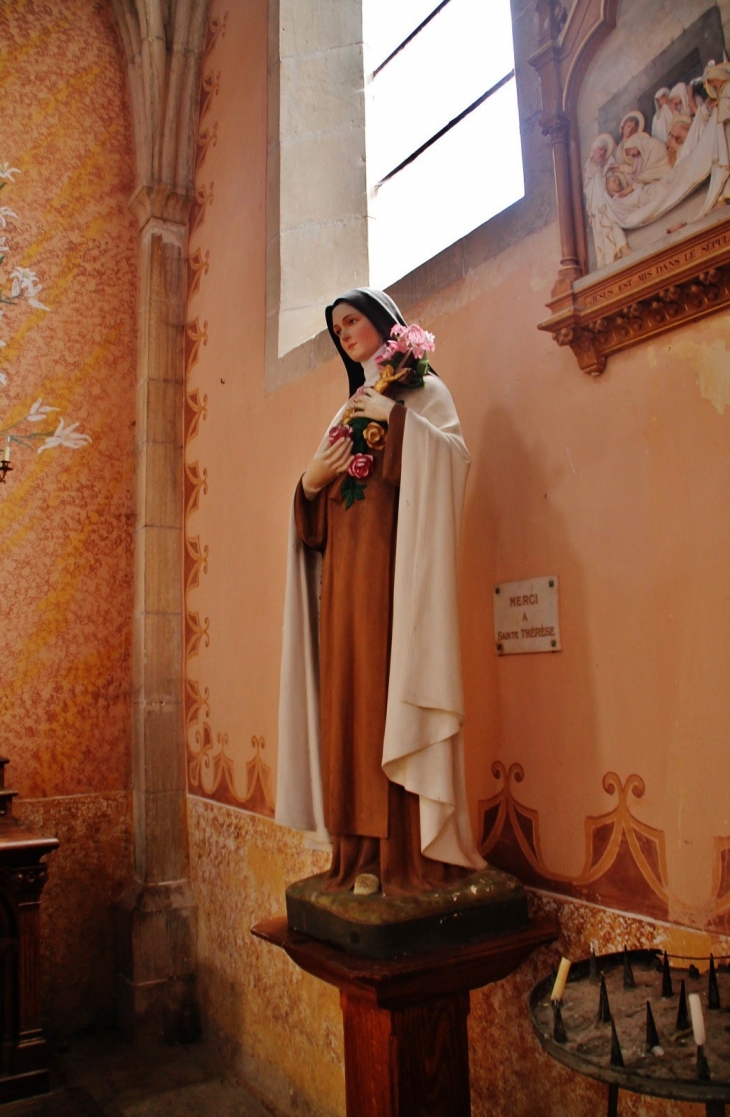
top-left (531, 0), bottom-right (730, 374)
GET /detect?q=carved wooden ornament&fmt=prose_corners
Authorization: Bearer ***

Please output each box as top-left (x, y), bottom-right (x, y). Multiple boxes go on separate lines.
top-left (530, 0), bottom-right (730, 375)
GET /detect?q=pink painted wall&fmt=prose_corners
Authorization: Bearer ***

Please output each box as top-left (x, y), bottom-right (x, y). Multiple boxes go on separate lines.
top-left (187, 0), bottom-right (730, 930)
top-left (185, 2), bottom-right (730, 1112)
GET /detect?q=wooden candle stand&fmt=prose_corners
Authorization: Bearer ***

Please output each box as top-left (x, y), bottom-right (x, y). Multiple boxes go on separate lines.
top-left (0, 758), bottom-right (58, 1102)
top-left (252, 916), bottom-right (557, 1117)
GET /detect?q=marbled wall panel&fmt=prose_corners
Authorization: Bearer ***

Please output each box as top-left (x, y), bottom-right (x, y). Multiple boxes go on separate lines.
top-left (191, 798), bottom-right (725, 1117)
top-left (188, 797), bottom-right (343, 1117)
top-left (0, 0), bottom-right (136, 799)
top-left (17, 791), bottom-right (133, 1035)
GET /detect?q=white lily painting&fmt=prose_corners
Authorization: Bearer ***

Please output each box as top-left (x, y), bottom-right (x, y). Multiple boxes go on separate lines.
top-left (0, 160), bottom-right (91, 463)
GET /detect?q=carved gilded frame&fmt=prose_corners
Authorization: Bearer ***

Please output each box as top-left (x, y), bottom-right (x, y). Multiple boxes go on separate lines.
top-left (530, 0), bottom-right (730, 375)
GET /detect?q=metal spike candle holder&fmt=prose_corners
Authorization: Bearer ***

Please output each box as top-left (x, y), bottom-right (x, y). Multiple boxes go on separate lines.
top-left (529, 950), bottom-right (730, 1115)
top-left (589, 946), bottom-right (598, 983)
top-left (709, 956), bottom-right (721, 1011)
top-left (623, 947), bottom-right (636, 990)
top-left (552, 999), bottom-right (567, 1044)
top-left (646, 1001), bottom-right (660, 1051)
top-left (598, 973), bottom-right (612, 1023)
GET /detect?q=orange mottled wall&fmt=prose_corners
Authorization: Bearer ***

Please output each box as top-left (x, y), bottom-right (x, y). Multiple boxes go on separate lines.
top-left (0, 0), bottom-right (136, 1029)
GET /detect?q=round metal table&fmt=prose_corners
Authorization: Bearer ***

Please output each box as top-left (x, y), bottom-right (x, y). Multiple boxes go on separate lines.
top-left (529, 950), bottom-right (730, 1116)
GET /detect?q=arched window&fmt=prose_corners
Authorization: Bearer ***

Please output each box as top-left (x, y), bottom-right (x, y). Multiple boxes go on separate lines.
top-left (364, 0), bottom-right (523, 288)
top-left (267, 0), bottom-right (523, 387)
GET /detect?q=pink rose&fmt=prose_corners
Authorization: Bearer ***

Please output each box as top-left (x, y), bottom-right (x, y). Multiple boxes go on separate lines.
top-left (375, 340), bottom-right (401, 366)
top-left (328, 424), bottom-right (353, 445)
top-left (375, 323), bottom-right (436, 364)
top-left (398, 323), bottom-right (435, 359)
top-left (347, 453), bottom-right (374, 480)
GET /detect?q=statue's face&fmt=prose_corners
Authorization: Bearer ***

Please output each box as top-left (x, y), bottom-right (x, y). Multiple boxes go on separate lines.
top-left (592, 143), bottom-right (608, 167)
top-left (621, 117), bottom-right (639, 140)
top-left (332, 302), bottom-right (382, 363)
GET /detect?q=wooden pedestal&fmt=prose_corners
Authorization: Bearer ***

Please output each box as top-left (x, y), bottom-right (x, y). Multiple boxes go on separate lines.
top-left (252, 916), bottom-right (557, 1117)
top-left (0, 758), bottom-right (58, 1102)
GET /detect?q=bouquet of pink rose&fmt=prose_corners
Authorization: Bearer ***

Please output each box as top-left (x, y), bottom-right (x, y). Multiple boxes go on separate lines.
top-left (373, 322), bottom-right (435, 392)
top-left (327, 422), bottom-right (381, 509)
top-left (330, 323), bottom-right (435, 509)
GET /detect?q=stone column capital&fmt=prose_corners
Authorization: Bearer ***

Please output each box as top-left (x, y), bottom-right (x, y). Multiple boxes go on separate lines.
top-left (130, 184), bottom-right (195, 229)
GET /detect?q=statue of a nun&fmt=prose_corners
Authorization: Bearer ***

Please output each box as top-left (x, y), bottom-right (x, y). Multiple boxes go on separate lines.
top-left (276, 288), bottom-right (485, 897)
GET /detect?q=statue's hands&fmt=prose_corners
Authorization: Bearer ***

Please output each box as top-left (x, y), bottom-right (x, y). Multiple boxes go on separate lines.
top-left (350, 387), bottom-right (396, 421)
top-left (302, 438), bottom-right (352, 499)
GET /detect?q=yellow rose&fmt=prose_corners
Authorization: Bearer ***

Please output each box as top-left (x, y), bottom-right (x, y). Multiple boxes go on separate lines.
top-left (363, 422), bottom-right (387, 451)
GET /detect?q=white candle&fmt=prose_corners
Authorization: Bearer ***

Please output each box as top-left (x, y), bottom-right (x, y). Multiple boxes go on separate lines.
top-left (1, 442), bottom-right (10, 463)
top-left (688, 992), bottom-right (706, 1046)
top-left (551, 957), bottom-right (571, 1002)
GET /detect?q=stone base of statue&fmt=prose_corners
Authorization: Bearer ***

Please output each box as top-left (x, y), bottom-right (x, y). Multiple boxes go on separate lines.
top-left (252, 911), bottom-right (557, 1117)
top-left (285, 866), bottom-right (528, 959)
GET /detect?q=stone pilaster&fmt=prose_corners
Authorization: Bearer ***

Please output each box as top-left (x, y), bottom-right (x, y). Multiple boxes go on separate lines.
top-left (115, 197), bottom-right (197, 1043)
top-left (109, 0), bottom-right (210, 1043)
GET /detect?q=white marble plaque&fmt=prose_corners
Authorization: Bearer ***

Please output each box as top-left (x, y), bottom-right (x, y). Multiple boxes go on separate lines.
top-left (493, 576), bottom-right (561, 655)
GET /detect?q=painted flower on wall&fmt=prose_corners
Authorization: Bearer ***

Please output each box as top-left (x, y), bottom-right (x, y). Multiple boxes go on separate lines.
top-left (0, 161), bottom-right (91, 466)
top-left (38, 417), bottom-right (92, 453)
top-left (8, 266), bottom-right (49, 310)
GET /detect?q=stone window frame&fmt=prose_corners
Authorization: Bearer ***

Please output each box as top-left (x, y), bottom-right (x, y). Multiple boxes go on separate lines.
top-left (265, 0), bottom-right (556, 394)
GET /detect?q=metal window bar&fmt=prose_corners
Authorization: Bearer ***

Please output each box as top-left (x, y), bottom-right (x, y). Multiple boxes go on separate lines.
top-left (372, 0), bottom-right (454, 77)
top-left (376, 68), bottom-right (516, 187)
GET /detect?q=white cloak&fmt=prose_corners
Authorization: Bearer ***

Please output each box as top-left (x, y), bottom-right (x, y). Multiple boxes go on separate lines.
top-left (275, 374), bottom-right (485, 871)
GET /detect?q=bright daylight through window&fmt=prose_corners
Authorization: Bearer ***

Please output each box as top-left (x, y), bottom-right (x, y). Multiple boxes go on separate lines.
top-left (363, 0), bottom-right (524, 289)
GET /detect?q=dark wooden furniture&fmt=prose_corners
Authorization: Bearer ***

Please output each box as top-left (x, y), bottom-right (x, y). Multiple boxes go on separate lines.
top-left (0, 757), bottom-right (58, 1102)
top-left (252, 916), bottom-right (557, 1117)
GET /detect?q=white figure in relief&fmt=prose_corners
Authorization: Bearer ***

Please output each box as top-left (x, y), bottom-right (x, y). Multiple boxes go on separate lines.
top-left (582, 60), bottom-right (730, 269)
top-left (621, 132), bottom-right (671, 188)
top-left (667, 82), bottom-right (691, 120)
top-left (583, 133), bottom-right (615, 186)
top-left (666, 116), bottom-right (692, 167)
top-left (651, 88), bottom-right (673, 142)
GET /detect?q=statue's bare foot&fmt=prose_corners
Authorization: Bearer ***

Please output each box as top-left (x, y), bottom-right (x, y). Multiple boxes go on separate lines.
top-left (666, 221), bottom-right (687, 233)
top-left (353, 872), bottom-right (380, 895)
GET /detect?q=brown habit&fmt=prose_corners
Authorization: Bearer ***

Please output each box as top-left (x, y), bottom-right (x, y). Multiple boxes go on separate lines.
top-left (294, 404), bottom-right (466, 895)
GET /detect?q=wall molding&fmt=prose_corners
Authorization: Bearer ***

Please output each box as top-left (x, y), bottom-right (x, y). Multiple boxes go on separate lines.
top-left (479, 761), bottom-right (669, 921)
